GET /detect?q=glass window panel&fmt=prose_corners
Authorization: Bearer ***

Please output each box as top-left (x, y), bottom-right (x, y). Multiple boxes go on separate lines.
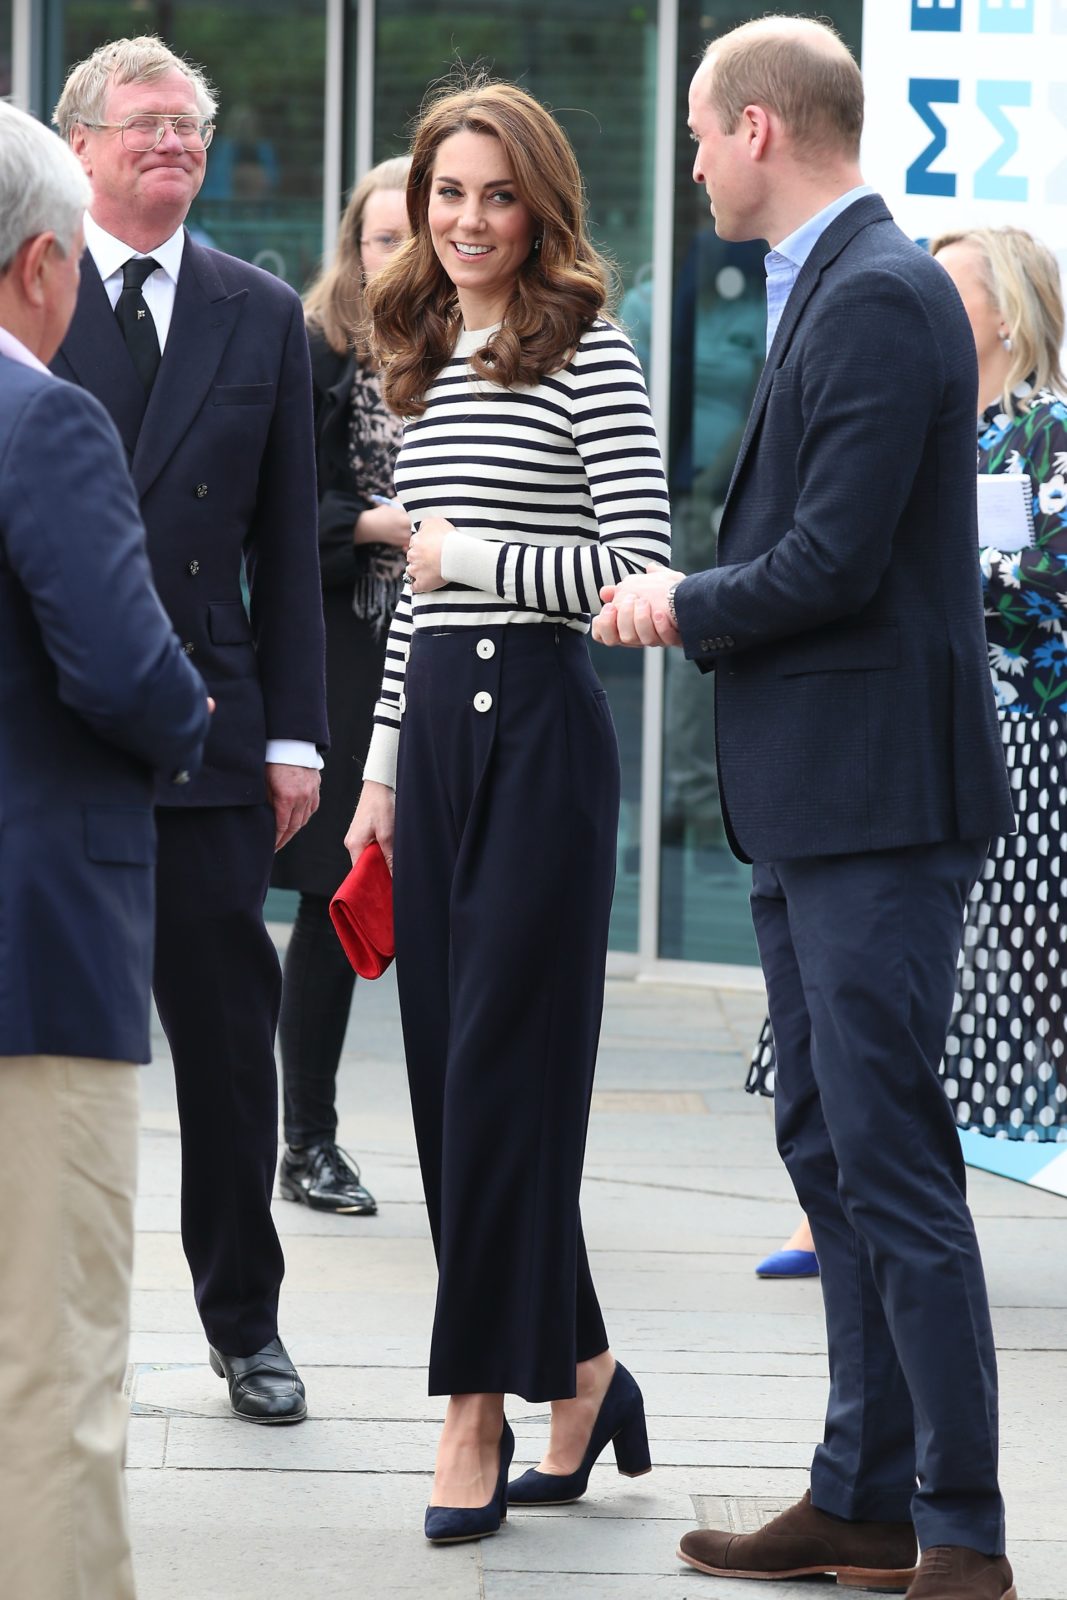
top-left (0, 6), bottom-right (11, 99)
top-left (371, 0), bottom-right (658, 951)
top-left (40, 0), bottom-right (326, 291)
top-left (658, 0), bottom-right (863, 964)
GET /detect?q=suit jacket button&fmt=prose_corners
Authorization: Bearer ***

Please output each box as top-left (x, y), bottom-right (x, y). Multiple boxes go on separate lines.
top-left (188, 560), bottom-right (200, 575)
top-left (182, 641), bottom-right (195, 654)
top-left (195, 484), bottom-right (208, 498)
top-left (724, 635), bottom-right (734, 647)
top-left (172, 770), bottom-right (190, 785)
top-left (701, 639), bottom-right (713, 653)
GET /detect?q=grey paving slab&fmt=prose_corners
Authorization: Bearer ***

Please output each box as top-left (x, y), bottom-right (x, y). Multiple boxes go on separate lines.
top-left (132, 1364), bottom-right (441, 1424)
top-left (481, 1517), bottom-right (683, 1576)
top-left (127, 1470), bottom-right (482, 1600)
top-left (1012, 1542), bottom-right (1067, 1600)
top-left (127, 1415), bottom-right (167, 1469)
top-left (483, 1577), bottom-right (692, 1599)
top-left (119, 966), bottom-right (1067, 1599)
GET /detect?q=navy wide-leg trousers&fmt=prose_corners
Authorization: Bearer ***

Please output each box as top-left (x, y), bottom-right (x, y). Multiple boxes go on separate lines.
top-left (752, 839), bottom-right (1006, 1556)
top-left (393, 624), bottom-right (618, 1401)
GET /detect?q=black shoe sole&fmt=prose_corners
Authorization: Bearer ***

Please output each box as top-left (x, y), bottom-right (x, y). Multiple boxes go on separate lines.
top-left (278, 1177), bottom-right (377, 1215)
top-left (228, 1403), bottom-right (308, 1425)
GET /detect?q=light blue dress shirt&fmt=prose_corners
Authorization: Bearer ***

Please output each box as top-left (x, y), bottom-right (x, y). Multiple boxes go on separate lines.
top-left (764, 185), bottom-right (874, 355)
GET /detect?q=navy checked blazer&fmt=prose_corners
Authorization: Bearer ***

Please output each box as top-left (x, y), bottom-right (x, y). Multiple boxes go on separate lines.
top-left (674, 194), bottom-right (1015, 863)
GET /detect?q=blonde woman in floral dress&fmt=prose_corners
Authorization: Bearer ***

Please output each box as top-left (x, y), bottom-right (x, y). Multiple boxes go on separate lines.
top-left (931, 226), bottom-right (1067, 1141)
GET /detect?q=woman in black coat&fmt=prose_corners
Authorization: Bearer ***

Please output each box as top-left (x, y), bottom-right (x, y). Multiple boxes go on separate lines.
top-left (272, 156), bottom-right (411, 1213)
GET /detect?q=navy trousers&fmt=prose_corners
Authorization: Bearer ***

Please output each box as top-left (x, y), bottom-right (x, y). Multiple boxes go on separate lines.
top-left (751, 839), bottom-right (1005, 1556)
top-left (153, 805), bottom-right (285, 1355)
top-left (393, 624), bottom-right (617, 1401)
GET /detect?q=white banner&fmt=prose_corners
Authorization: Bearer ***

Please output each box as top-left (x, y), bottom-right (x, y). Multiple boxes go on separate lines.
top-left (861, 0), bottom-right (1067, 276)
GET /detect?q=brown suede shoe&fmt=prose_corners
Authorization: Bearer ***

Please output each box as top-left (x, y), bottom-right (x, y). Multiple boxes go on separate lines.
top-left (678, 1491), bottom-right (917, 1588)
top-left (904, 1548), bottom-right (1016, 1600)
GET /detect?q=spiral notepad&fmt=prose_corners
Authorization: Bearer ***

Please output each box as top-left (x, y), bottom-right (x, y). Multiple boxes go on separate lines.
top-left (976, 473), bottom-right (1035, 553)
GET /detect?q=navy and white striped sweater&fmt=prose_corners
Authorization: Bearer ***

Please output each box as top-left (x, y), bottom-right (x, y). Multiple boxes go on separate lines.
top-left (362, 317), bottom-right (671, 788)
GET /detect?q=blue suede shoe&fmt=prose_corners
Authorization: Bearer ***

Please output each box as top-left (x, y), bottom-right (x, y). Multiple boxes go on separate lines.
top-left (424, 1420), bottom-right (514, 1545)
top-left (755, 1248), bottom-right (819, 1278)
top-left (507, 1361), bottom-right (651, 1506)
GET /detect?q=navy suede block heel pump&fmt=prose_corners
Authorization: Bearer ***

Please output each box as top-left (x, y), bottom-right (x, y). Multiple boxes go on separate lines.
top-left (424, 1420), bottom-right (514, 1544)
top-left (507, 1362), bottom-right (651, 1506)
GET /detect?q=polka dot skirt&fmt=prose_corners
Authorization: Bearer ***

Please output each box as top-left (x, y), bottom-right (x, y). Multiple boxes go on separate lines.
top-left (944, 712), bottom-right (1067, 1142)
top-left (745, 713), bottom-right (1067, 1140)
top-left (746, 1015), bottom-right (775, 1097)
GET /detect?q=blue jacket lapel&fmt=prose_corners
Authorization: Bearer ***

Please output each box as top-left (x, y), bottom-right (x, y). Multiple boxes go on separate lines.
top-left (57, 257), bottom-right (146, 461)
top-left (131, 233), bottom-right (246, 500)
top-left (720, 195), bottom-right (892, 519)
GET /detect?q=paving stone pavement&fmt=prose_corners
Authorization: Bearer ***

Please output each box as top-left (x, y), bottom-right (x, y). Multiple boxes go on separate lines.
top-left (127, 950), bottom-right (1067, 1600)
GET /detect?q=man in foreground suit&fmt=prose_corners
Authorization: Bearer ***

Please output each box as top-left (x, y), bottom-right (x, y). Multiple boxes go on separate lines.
top-left (53, 35), bottom-right (328, 1422)
top-left (0, 101), bottom-right (209, 1600)
top-left (596, 19), bottom-right (1017, 1600)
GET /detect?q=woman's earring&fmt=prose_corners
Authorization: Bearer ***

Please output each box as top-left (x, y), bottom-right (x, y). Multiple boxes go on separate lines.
top-left (1001, 332), bottom-right (1013, 353)
top-left (533, 236), bottom-right (542, 257)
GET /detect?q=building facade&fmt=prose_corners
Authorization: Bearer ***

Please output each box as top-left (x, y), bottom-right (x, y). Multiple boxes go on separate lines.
top-left (7, 0), bottom-right (866, 977)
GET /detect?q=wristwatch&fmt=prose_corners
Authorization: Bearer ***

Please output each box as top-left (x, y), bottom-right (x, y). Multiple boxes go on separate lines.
top-left (666, 581), bottom-right (680, 629)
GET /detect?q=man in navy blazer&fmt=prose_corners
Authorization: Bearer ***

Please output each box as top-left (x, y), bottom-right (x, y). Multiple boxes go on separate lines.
top-left (597, 19), bottom-right (1016, 1600)
top-left (52, 36), bottom-right (328, 1423)
top-left (0, 101), bottom-right (208, 1600)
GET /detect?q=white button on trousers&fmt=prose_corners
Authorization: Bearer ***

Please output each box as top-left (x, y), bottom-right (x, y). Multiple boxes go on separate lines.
top-left (473, 691), bottom-right (493, 713)
top-left (476, 638), bottom-right (496, 659)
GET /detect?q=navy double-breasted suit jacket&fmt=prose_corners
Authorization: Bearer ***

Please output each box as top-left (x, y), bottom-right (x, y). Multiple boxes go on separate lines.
top-left (53, 234), bottom-right (327, 805)
top-left (674, 195), bottom-right (1015, 862)
top-left (0, 356), bottom-right (209, 1061)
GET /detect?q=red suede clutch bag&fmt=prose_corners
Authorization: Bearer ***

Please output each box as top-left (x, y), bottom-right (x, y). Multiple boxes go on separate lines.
top-left (329, 842), bottom-right (395, 979)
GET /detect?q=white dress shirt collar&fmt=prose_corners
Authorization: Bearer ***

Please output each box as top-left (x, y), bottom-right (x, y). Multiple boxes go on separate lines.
top-left (83, 212), bottom-right (186, 287)
top-left (0, 325), bottom-right (51, 374)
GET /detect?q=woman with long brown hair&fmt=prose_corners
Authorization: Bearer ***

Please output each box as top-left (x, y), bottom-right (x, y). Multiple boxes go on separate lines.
top-left (272, 156), bottom-right (411, 1215)
top-left (345, 80), bottom-right (670, 1542)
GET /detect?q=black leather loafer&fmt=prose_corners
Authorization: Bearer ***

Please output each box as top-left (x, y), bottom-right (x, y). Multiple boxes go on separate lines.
top-left (208, 1336), bottom-right (307, 1424)
top-left (278, 1141), bottom-right (378, 1215)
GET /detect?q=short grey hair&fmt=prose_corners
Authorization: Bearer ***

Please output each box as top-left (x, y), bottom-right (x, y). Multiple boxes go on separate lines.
top-left (0, 100), bottom-right (90, 273)
top-left (52, 34), bottom-right (217, 142)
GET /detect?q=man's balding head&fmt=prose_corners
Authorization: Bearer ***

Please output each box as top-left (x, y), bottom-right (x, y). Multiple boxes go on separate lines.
top-left (695, 15), bottom-right (863, 164)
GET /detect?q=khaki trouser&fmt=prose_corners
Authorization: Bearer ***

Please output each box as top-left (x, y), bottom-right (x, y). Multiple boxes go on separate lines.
top-left (0, 1054), bottom-right (139, 1600)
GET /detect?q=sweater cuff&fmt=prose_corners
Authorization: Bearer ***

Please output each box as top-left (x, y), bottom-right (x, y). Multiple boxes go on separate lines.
top-left (361, 724), bottom-right (399, 790)
top-left (439, 530), bottom-right (502, 593)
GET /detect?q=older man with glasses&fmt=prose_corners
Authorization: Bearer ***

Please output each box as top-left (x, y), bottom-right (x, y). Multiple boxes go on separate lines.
top-left (52, 35), bottom-right (328, 1426)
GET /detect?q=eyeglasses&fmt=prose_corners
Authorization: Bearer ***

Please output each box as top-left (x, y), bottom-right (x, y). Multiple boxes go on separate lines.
top-left (360, 233), bottom-right (408, 253)
top-left (81, 114), bottom-right (215, 153)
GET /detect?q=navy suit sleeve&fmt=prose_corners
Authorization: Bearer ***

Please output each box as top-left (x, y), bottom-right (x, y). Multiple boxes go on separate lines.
top-left (677, 269), bottom-right (943, 658)
top-left (4, 381), bottom-right (210, 776)
top-left (243, 292), bottom-right (329, 747)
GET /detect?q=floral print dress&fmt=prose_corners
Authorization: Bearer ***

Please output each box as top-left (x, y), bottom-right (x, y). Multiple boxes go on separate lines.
top-left (978, 390), bottom-right (1067, 712)
top-left (748, 392), bottom-right (1067, 1139)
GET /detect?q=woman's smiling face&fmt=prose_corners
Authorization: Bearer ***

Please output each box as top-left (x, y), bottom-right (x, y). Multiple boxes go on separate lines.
top-left (427, 129), bottom-right (536, 327)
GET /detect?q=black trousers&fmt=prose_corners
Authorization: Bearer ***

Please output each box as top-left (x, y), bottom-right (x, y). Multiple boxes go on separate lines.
top-left (153, 805), bottom-right (284, 1355)
top-left (752, 838), bottom-right (1005, 1556)
top-left (393, 625), bottom-right (617, 1401)
top-left (278, 892), bottom-right (356, 1146)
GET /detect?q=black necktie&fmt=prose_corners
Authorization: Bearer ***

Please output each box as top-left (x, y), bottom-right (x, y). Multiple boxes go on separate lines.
top-left (115, 256), bottom-right (161, 393)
